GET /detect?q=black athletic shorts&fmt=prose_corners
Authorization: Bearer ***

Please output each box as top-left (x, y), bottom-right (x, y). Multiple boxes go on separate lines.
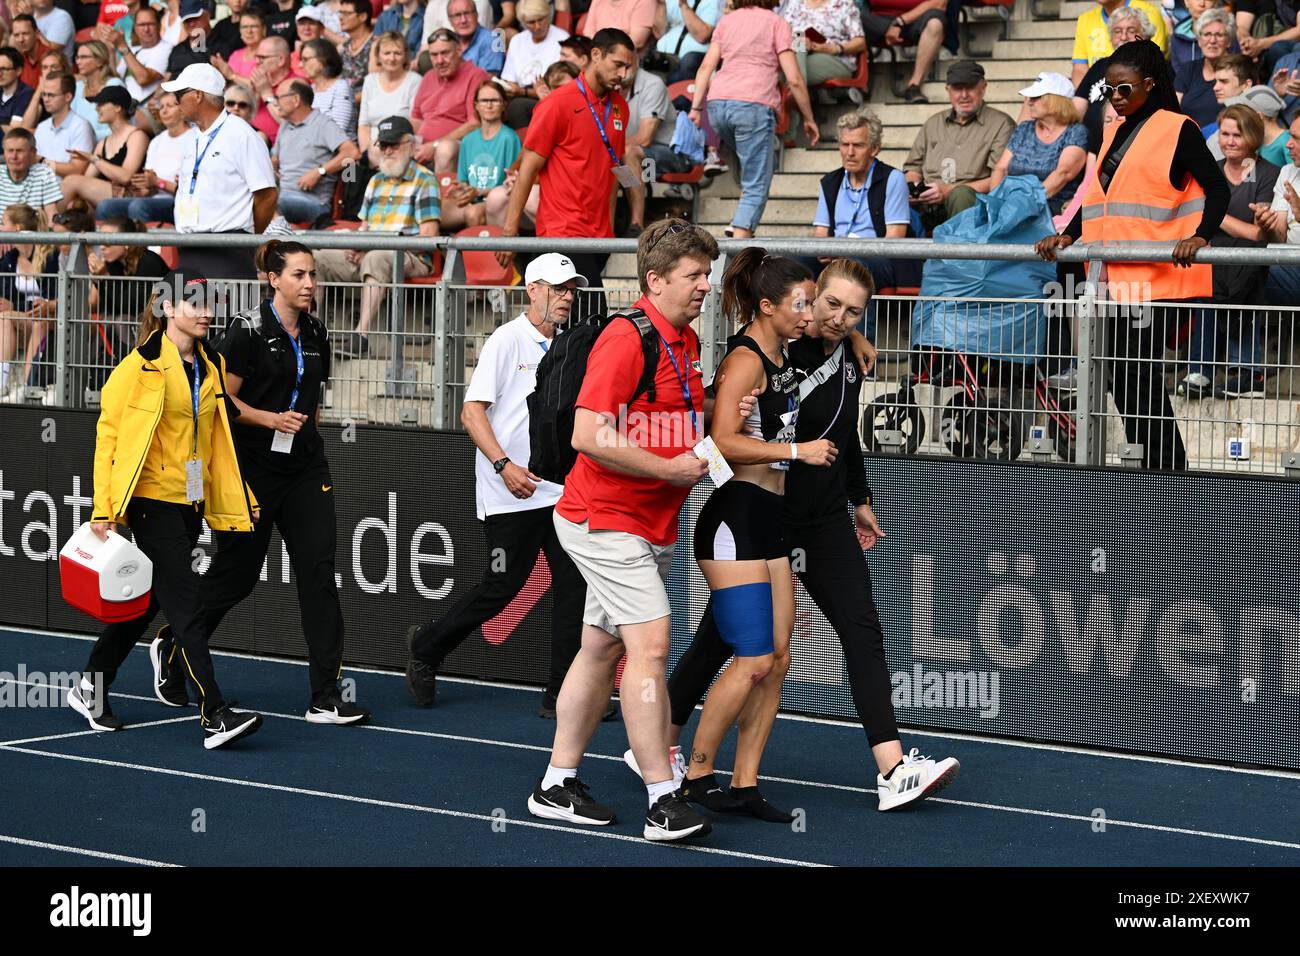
top-left (694, 480), bottom-right (787, 563)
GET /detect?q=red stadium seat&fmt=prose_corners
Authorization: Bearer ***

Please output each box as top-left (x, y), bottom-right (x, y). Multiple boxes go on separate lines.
top-left (813, 52), bottom-right (869, 101)
top-left (576, 13), bottom-right (587, 35)
top-left (555, 11), bottom-right (573, 33)
top-left (662, 81), bottom-right (704, 218)
top-left (75, 27), bottom-right (95, 44)
top-left (453, 226), bottom-right (520, 286)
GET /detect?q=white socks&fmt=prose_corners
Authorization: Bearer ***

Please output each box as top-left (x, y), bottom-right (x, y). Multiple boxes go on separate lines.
top-left (542, 764), bottom-right (577, 791)
top-left (646, 778), bottom-right (676, 808)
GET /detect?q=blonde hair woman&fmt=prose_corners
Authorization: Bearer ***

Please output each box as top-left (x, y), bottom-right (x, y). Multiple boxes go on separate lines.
top-left (70, 268), bottom-right (264, 747)
top-left (989, 71), bottom-right (1089, 216)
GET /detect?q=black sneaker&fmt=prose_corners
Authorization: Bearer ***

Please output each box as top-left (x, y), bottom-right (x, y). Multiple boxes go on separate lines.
top-left (645, 791), bottom-right (712, 842)
top-left (1176, 372), bottom-right (1213, 400)
top-left (149, 625), bottom-right (189, 708)
top-left (526, 776), bottom-right (616, 826)
top-left (202, 705), bottom-right (263, 750)
top-left (680, 773), bottom-right (745, 813)
top-left (1215, 371), bottom-right (1266, 398)
top-left (67, 679), bottom-right (123, 731)
top-left (333, 332), bottom-right (370, 360)
top-left (305, 689), bottom-right (370, 725)
top-left (538, 692), bottom-right (619, 721)
top-left (902, 84), bottom-right (929, 104)
top-left (405, 624), bottom-right (437, 707)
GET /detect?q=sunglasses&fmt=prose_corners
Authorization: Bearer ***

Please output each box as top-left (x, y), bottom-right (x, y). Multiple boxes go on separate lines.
top-left (645, 219), bottom-right (691, 255)
top-left (226, 99), bottom-right (252, 108)
top-left (1098, 82), bottom-right (1145, 100)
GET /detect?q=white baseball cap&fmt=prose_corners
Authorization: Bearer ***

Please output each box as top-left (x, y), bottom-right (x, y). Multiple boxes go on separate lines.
top-left (525, 253), bottom-right (587, 287)
top-left (161, 63), bottom-right (227, 98)
top-left (296, 6), bottom-right (326, 22)
top-left (1018, 72), bottom-right (1075, 100)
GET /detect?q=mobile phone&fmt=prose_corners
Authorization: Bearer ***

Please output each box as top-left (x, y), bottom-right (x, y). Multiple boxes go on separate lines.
top-left (804, 27), bottom-right (826, 44)
top-left (908, 180), bottom-right (926, 199)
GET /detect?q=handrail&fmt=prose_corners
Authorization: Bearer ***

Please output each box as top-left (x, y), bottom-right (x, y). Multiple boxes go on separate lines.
top-left (17, 231), bottom-right (1300, 267)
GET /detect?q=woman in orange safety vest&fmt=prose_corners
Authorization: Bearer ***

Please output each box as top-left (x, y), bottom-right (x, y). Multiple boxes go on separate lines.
top-left (1037, 39), bottom-right (1229, 471)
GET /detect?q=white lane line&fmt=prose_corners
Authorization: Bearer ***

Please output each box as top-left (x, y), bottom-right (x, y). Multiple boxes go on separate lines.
top-left (0, 746), bottom-right (826, 868)
top-left (8, 677), bottom-right (1299, 852)
top-left (10, 625), bottom-right (1300, 781)
top-left (924, 797), bottom-right (1300, 852)
top-left (0, 715), bottom-right (196, 748)
top-left (0, 833), bottom-right (182, 867)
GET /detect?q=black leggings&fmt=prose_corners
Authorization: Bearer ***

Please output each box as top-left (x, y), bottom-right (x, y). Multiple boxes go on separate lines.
top-left (84, 499), bottom-right (227, 720)
top-left (198, 458), bottom-right (346, 704)
top-left (669, 512), bottom-right (900, 746)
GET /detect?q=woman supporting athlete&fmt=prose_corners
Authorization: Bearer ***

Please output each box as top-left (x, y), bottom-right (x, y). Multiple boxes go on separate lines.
top-left (665, 249), bottom-right (837, 822)
top-left (662, 259), bottom-right (960, 811)
top-left (73, 270), bottom-right (264, 749)
top-left (149, 241), bottom-right (369, 726)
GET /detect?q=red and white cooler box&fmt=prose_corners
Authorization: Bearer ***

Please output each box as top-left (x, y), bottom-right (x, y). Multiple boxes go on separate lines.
top-left (59, 523), bottom-right (153, 623)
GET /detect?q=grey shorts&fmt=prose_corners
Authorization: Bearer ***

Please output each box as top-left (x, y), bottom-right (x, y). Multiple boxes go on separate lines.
top-left (553, 513), bottom-right (674, 636)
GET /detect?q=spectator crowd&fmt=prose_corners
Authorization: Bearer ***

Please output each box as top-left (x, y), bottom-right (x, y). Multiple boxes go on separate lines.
top-left (0, 0), bottom-right (1297, 410)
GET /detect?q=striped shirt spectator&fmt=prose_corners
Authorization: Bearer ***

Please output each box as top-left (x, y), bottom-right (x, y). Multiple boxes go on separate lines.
top-left (0, 128), bottom-right (61, 221)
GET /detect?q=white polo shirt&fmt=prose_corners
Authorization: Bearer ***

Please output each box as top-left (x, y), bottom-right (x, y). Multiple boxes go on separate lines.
top-left (465, 313), bottom-right (564, 520)
top-left (34, 111), bottom-right (94, 165)
top-left (173, 113), bottom-right (277, 234)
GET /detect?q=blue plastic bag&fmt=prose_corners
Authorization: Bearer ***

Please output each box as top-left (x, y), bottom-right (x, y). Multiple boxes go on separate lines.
top-left (913, 175), bottom-right (1057, 363)
top-left (671, 113), bottom-right (705, 165)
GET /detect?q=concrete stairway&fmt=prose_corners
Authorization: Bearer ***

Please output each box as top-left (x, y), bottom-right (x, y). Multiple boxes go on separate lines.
top-left (605, 0), bottom-right (1094, 286)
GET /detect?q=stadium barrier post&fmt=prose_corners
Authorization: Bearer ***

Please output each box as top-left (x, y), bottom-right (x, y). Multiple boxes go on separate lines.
top-left (385, 248), bottom-right (408, 397)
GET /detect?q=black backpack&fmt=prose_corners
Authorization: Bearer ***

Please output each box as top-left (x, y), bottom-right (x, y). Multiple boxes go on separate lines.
top-left (527, 309), bottom-right (660, 484)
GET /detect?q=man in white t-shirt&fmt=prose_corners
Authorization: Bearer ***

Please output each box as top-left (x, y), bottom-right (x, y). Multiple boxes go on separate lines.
top-left (33, 0), bottom-right (75, 58)
top-left (161, 62), bottom-right (278, 280)
top-left (405, 253), bottom-right (614, 721)
top-left (106, 4), bottom-right (175, 109)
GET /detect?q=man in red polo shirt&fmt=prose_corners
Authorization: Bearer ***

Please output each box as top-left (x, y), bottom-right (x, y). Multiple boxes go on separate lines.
top-left (526, 218), bottom-right (717, 843)
top-left (410, 27), bottom-right (489, 176)
top-left (497, 27), bottom-right (643, 322)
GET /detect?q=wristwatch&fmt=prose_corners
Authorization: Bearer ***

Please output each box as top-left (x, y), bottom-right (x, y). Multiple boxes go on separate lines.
top-left (492, 457), bottom-right (511, 473)
top-left (317, 165), bottom-right (328, 177)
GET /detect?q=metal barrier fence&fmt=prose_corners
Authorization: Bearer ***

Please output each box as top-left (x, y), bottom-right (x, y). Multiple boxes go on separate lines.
top-left (1, 231), bottom-right (1298, 476)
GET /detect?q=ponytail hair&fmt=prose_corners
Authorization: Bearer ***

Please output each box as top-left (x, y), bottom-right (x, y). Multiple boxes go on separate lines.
top-left (257, 238), bottom-right (314, 277)
top-left (720, 247), bottom-right (813, 326)
top-left (1109, 39), bottom-right (1181, 114)
top-left (136, 291), bottom-right (165, 349)
top-left (816, 258), bottom-right (875, 301)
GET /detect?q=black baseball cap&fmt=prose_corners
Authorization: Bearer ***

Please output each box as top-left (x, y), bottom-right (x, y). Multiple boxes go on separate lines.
top-left (376, 115), bottom-right (414, 145)
top-left (946, 61), bottom-right (985, 85)
top-left (89, 85), bottom-right (134, 113)
top-left (156, 269), bottom-right (212, 304)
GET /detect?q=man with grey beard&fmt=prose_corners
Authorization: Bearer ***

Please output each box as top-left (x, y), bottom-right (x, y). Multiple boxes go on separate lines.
top-left (314, 115), bottom-right (442, 359)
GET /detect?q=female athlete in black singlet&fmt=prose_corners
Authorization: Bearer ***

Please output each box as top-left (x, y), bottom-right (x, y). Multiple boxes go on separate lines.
top-left (679, 249), bottom-right (837, 822)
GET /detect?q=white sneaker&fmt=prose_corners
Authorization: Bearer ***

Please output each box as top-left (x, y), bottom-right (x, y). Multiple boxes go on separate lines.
top-left (877, 747), bottom-right (959, 811)
top-left (623, 745), bottom-right (686, 786)
top-left (1045, 367), bottom-right (1077, 391)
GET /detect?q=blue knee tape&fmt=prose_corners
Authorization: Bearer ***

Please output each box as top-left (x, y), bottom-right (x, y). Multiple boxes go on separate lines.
top-left (712, 582), bottom-right (774, 657)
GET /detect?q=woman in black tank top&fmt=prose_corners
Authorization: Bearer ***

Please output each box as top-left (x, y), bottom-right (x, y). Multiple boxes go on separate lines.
top-left (679, 249), bottom-right (838, 822)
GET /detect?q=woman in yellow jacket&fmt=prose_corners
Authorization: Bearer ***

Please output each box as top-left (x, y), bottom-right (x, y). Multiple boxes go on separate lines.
top-left (68, 271), bottom-right (265, 750)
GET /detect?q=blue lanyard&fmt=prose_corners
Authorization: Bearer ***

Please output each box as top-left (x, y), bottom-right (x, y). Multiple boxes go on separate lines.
top-left (538, 338), bottom-right (549, 354)
top-left (189, 353), bottom-right (201, 458)
top-left (269, 300), bottom-right (305, 411)
top-left (189, 119), bottom-right (226, 195)
top-left (576, 76), bottom-right (621, 167)
top-left (658, 333), bottom-right (700, 438)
